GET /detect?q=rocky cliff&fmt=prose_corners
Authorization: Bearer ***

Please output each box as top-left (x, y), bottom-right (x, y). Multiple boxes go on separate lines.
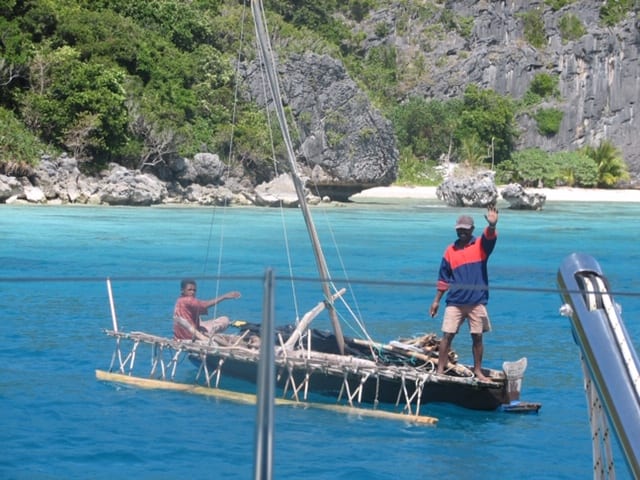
top-left (241, 52), bottom-right (399, 200)
top-left (358, 0), bottom-right (639, 184)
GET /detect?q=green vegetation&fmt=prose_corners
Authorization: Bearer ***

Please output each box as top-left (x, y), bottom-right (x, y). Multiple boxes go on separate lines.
top-left (600, 0), bottom-right (637, 26)
top-left (458, 135), bottom-right (487, 167)
top-left (545, 0), bottom-right (575, 11)
top-left (581, 140), bottom-right (630, 187)
top-left (357, 45), bottom-right (398, 105)
top-left (522, 73), bottom-right (559, 107)
top-left (529, 73), bottom-right (559, 99)
top-left (440, 8), bottom-right (474, 39)
top-left (391, 85), bottom-right (517, 174)
top-left (534, 108), bottom-right (564, 136)
top-left (496, 143), bottom-right (629, 187)
top-left (495, 148), bottom-right (595, 187)
top-left (0, 0), bottom-right (240, 171)
top-left (554, 151), bottom-right (598, 187)
top-left (519, 10), bottom-right (547, 49)
top-left (395, 148), bottom-right (443, 186)
top-left (457, 85), bottom-right (518, 164)
top-left (390, 96), bottom-right (459, 163)
top-left (0, 0), bottom-right (632, 190)
top-left (559, 13), bottom-right (587, 42)
top-left (0, 107), bottom-right (50, 164)
top-left (520, 74), bottom-right (563, 136)
top-left (496, 148), bottom-right (555, 186)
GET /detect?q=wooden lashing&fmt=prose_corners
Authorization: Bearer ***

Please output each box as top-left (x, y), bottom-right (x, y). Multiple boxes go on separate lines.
top-left (108, 331), bottom-right (184, 382)
top-left (393, 373), bottom-right (424, 417)
top-left (149, 343), bottom-right (183, 380)
top-left (278, 333), bottom-right (310, 402)
top-left (279, 361), bottom-right (308, 403)
top-left (194, 350), bottom-right (226, 388)
top-left (337, 371), bottom-right (372, 406)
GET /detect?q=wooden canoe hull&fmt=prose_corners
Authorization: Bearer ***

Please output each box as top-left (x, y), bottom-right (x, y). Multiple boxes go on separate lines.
top-left (200, 353), bottom-right (512, 411)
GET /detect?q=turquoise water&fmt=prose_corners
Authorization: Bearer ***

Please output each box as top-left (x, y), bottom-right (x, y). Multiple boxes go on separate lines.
top-left (1, 201), bottom-right (639, 479)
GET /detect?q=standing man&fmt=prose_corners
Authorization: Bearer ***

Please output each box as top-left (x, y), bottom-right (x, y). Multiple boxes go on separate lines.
top-left (429, 206), bottom-right (499, 382)
top-left (173, 278), bottom-right (241, 341)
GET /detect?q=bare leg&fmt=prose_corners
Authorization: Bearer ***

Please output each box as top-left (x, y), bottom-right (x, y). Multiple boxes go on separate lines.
top-left (471, 333), bottom-right (489, 381)
top-left (437, 333), bottom-right (455, 375)
top-left (201, 316), bottom-right (230, 335)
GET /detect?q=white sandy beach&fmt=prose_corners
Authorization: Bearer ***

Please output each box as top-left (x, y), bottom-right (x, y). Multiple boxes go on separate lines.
top-left (351, 185), bottom-right (640, 203)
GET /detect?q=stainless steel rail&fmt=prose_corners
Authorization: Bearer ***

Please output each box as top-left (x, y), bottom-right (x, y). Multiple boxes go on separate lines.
top-left (558, 253), bottom-right (640, 479)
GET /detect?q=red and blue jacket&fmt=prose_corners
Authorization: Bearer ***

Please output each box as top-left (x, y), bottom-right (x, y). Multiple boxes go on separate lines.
top-left (436, 227), bottom-right (497, 306)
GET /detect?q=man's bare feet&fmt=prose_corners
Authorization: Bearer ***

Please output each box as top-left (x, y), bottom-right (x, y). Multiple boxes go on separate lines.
top-left (474, 371), bottom-right (490, 382)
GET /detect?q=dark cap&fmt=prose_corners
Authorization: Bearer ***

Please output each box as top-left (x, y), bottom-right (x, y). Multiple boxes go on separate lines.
top-left (455, 215), bottom-right (474, 229)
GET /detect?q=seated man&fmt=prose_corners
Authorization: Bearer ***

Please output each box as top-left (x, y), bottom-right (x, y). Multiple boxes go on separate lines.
top-left (173, 278), bottom-right (241, 341)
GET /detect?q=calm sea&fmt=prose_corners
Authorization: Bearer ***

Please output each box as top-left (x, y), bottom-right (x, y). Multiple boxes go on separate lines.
top-left (1, 200), bottom-right (639, 479)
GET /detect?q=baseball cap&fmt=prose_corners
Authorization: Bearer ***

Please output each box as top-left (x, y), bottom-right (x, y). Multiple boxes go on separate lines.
top-left (455, 215), bottom-right (474, 229)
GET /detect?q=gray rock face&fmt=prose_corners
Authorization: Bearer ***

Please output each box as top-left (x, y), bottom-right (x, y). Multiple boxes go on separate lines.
top-left (501, 183), bottom-right (547, 210)
top-left (243, 52), bottom-right (399, 196)
top-left (0, 174), bottom-right (24, 201)
top-left (253, 173), bottom-right (301, 207)
top-left (34, 156), bottom-right (99, 203)
top-left (0, 154), bottom-right (329, 206)
top-left (436, 171), bottom-right (498, 207)
top-left (97, 164), bottom-right (168, 206)
top-left (252, 173), bottom-right (325, 207)
top-left (367, 0), bottom-right (640, 185)
top-left (172, 153), bottom-right (228, 187)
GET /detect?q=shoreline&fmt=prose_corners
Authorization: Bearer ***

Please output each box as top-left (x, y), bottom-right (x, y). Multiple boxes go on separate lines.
top-left (350, 186), bottom-right (640, 203)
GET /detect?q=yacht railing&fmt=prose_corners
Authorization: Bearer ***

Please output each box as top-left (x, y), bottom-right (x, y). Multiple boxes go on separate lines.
top-left (558, 253), bottom-right (640, 479)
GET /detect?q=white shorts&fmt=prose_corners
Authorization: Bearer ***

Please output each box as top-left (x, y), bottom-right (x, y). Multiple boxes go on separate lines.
top-left (442, 304), bottom-right (491, 334)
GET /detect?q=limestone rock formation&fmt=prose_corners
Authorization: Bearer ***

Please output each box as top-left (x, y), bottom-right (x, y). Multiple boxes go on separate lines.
top-left (97, 165), bottom-right (168, 206)
top-left (501, 183), bottom-right (547, 210)
top-left (0, 174), bottom-right (24, 202)
top-left (436, 171), bottom-right (498, 207)
top-left (363, 1), bottom-right (640, 185)
top-left (242, 52), bottom-right (399, 198)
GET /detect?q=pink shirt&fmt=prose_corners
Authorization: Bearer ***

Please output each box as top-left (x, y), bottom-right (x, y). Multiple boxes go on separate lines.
top-left (173, 296), bottom-right (209, 339)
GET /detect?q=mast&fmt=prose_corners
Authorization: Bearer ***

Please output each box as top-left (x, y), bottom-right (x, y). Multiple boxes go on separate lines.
top-left (251, 0), bottom-right (345, 355)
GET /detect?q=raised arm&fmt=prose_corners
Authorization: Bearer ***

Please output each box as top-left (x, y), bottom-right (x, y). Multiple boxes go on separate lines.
top-left (204, 290), bottom-right (241, 308)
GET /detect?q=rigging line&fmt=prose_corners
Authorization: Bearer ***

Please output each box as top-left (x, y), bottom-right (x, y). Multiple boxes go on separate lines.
top-left (204, 0), bottom-right (252, 312)
top-left (2, 274), bottom-right (640, 299)
top-left (322, 215), bottom-right (368, 335)
top-left (229, 0), bottom-right (248, 175)
top-left (274, 33), bottom-right (367, 335)
top-left (277, 208), bottom-right (302, 324)
top-left (209, 215), bottom-right (227, 320)
top-left (288, 84), bottom-right (369, 333)
top-left (253, 0), bottom-right (346, 352)
top-left (253, 10), bottom-right (302, 324)
top-left (333, 289), bottom-right (376, 344)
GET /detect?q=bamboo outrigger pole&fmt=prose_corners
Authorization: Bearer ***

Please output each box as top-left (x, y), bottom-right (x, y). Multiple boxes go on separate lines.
top-left (251, 0), bottom-right (345, 355)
